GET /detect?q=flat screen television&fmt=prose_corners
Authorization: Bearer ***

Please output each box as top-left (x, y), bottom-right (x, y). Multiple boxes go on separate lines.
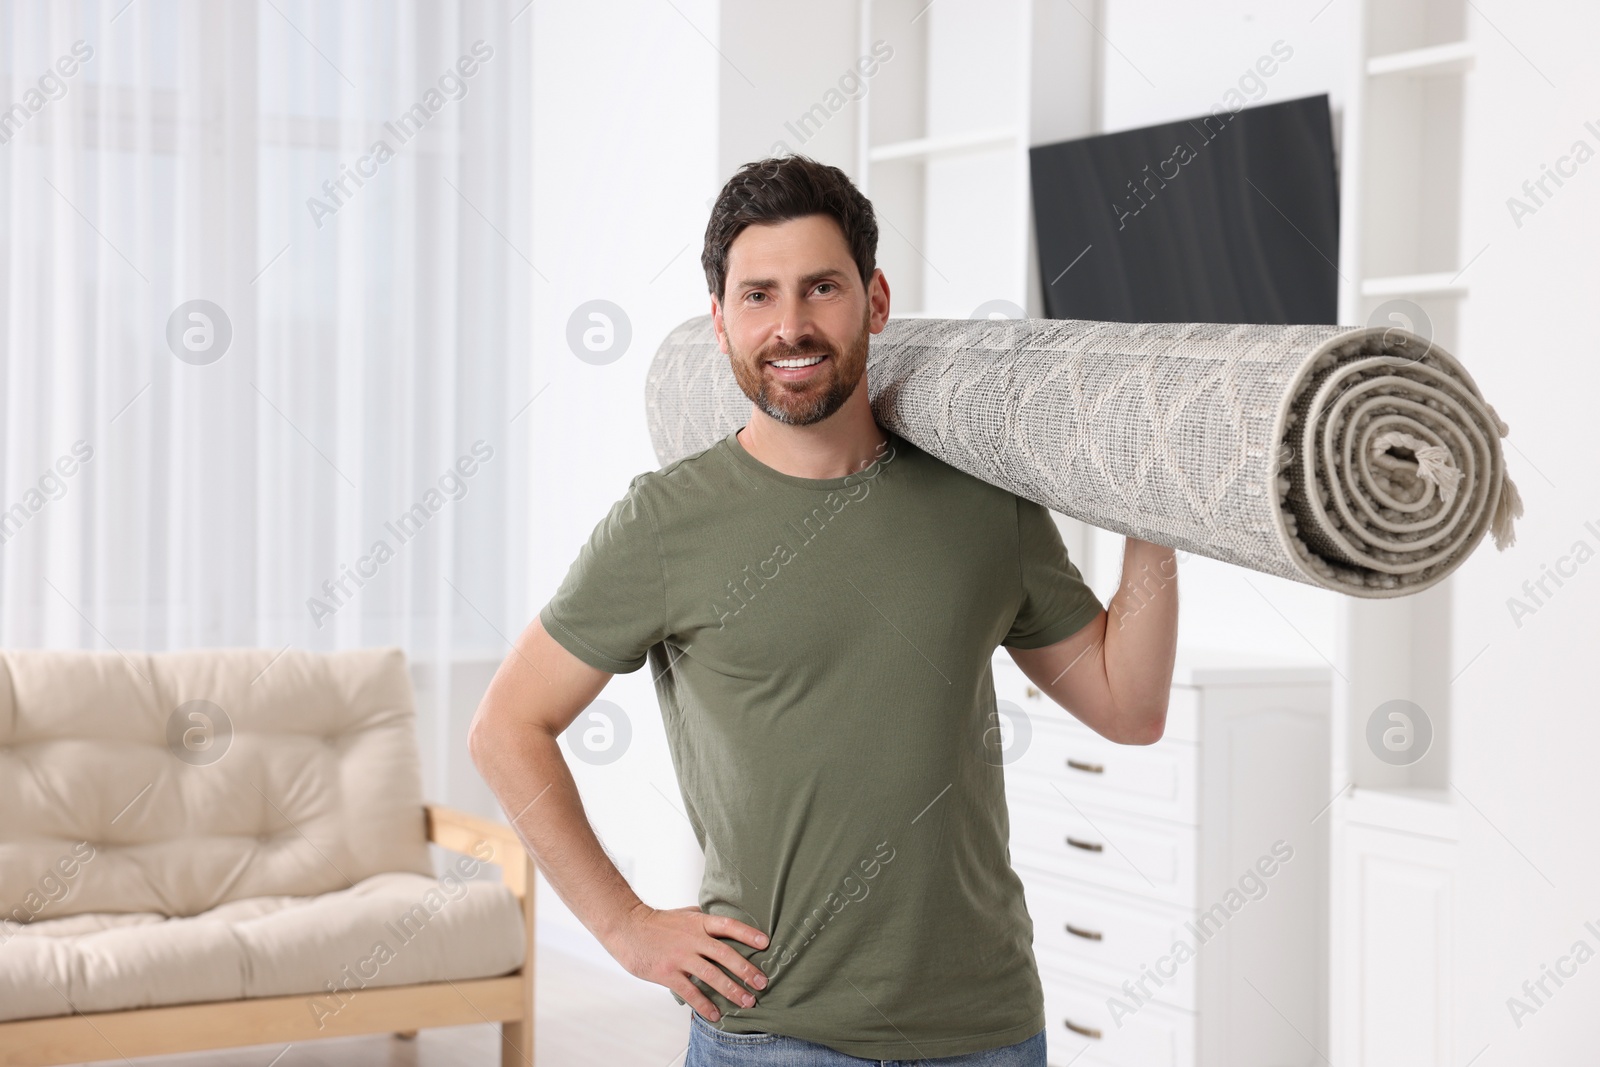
top-left (1029, 93), bottom-right (1339, 325)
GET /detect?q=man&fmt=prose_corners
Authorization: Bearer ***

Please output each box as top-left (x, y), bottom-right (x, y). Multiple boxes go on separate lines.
top-left (469, 154), bottom-right (1179, 1065)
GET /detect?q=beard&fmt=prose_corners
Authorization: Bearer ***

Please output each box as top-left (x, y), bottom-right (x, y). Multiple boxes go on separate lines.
top-left (727, 309), bottom-right (871, 427)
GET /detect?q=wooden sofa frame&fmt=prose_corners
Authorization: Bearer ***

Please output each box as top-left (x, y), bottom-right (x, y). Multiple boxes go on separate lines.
top-left (0, 805), bottom-right (536, 1067)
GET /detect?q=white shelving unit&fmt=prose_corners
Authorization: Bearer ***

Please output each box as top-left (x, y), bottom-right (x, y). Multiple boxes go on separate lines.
top-left (1336, 0), bottom-right (1475, 330)
top-left (854, 0), bottom-right (1096, 321)
top-left (855, 0), bottom-right (1034, 319)
top-left (1330, 0), bottom-right (1473, 1062)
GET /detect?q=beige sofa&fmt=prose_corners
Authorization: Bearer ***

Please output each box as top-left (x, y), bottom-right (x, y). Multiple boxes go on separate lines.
top-left (0, 647), bottom-right (535, 1066)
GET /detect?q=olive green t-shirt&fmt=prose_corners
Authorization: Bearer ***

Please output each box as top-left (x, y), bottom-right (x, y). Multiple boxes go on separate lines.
top-left (538, 424), bottom-right (1104, 1060)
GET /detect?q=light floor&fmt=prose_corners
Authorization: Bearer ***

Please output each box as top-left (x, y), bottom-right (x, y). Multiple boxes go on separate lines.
top-left (73, 944), bottom-right (694, 1067)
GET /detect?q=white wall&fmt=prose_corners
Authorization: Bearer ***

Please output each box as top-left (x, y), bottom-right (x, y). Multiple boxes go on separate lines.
top-left (1451, 3), bottom-right (1600, 1060)
top-left (718, 0), bottom-right (863, 179)
top-left (1099, 0), bottom-right (1356, 135)
top-left (529, 0), bottom-right (723, 963)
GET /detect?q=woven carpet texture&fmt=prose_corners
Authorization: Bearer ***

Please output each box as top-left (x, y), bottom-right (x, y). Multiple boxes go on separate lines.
top-left (645, 314), bottom-right (1522, 598)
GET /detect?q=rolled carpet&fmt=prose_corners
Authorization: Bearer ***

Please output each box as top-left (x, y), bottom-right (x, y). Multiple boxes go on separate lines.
top-left (644, 314), bottom-right (1522, 598)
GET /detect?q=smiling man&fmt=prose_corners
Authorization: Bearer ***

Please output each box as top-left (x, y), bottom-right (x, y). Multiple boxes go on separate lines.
top-left (469, 155), bottom-right (1179, 1066)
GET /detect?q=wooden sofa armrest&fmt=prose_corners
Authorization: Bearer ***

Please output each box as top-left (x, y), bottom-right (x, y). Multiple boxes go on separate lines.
top-left (424, 803), bottom-right (534, 899)
top-left (424, 805), bottom-right (538, 1065)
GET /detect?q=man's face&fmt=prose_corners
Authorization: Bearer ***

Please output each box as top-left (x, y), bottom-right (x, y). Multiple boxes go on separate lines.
top-left (714, 214), bottom-right (882, 426)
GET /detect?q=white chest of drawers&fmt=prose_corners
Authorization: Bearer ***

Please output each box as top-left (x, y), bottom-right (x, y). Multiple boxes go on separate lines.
top-left (993, 650), bottom-right (1332, 1067)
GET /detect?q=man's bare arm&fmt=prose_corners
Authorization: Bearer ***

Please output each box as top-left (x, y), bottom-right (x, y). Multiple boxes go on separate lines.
top-left (1006, 536), bottom-right (1179, 745)
top-left (467, 617), bottom-right (770, 1020)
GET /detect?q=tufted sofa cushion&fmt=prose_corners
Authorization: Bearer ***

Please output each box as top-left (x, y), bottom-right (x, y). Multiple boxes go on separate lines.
top-left (0, 646), bottom-right (435, 923)
top-left (0, 870), bottom-right (526, 1023)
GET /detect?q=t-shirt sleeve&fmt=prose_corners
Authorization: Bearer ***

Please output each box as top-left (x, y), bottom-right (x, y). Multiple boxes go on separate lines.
top-left (1003, 496), bottom-right (1105, 649)
top-left (538, 476), bottom-right (668, 674)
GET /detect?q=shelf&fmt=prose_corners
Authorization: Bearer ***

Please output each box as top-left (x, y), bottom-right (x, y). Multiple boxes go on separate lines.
top-left (1366, 40), bottom-right (1475, 78)
top-left (867, 127), bottom-right (1019, 163)
top-left (1360, 272), bottom-right (1468, 298)
top-left (1343, 785), bottom-right (1461, 840)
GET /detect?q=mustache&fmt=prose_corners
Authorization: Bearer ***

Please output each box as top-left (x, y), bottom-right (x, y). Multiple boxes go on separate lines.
top-left (761, 341), bottom-right (833, 361)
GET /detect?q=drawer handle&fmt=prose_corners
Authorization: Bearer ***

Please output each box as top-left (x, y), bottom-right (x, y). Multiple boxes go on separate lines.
top-left (1063, 1018), bottom-right (1103, 1040)
top-left (1066, 758), bottom-right (1105, 774)
top-left (1024, 685), bottom-right (1042, 699)
top-left (1065, 836), bottom-right (1104, 853)
top-left (1064, 922), bottom-right (1103, 941)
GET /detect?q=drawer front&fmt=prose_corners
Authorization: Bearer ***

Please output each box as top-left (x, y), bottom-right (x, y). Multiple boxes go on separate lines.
top-left (992, 655), bottom-right (1199, 744)
top-left (1008, 798), bottom-right (1197, 907)
top-left (1009, 721), bottom-right (1198, 825)
top-left (1041, 967), bottom-right (1197, 1067)
top-left (1023, 879), bottom-right (1197, 1012)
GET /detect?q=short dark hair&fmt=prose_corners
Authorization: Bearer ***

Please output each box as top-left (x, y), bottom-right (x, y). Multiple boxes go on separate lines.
top-left (701, 154), bottom-right (878, 305)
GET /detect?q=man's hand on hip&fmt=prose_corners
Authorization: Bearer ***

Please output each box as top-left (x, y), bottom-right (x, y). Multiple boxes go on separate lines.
top-left (602, 902), bottom-right (771, 1022)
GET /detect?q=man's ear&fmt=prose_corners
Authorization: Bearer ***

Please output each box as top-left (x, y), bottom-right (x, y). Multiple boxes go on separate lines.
top-left (711, 297), bottom-right (730, 354)
top-left (867, 268), bottom-right (891, 333)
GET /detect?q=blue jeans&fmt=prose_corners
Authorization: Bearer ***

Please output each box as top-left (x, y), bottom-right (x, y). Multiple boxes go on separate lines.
top-left (685, 1011), bottom-right (1048, 1066)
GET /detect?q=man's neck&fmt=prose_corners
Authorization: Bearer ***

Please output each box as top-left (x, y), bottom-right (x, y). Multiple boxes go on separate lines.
top-left (735, 396), bottom-right (889, 481)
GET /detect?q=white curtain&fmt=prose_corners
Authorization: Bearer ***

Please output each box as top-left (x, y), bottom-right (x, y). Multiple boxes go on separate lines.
top-left (0, 0), bottom-right (532, 805)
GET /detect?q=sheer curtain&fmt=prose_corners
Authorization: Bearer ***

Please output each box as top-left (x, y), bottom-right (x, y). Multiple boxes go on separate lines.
top-left (0, 1), bottom-right (532, 806)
